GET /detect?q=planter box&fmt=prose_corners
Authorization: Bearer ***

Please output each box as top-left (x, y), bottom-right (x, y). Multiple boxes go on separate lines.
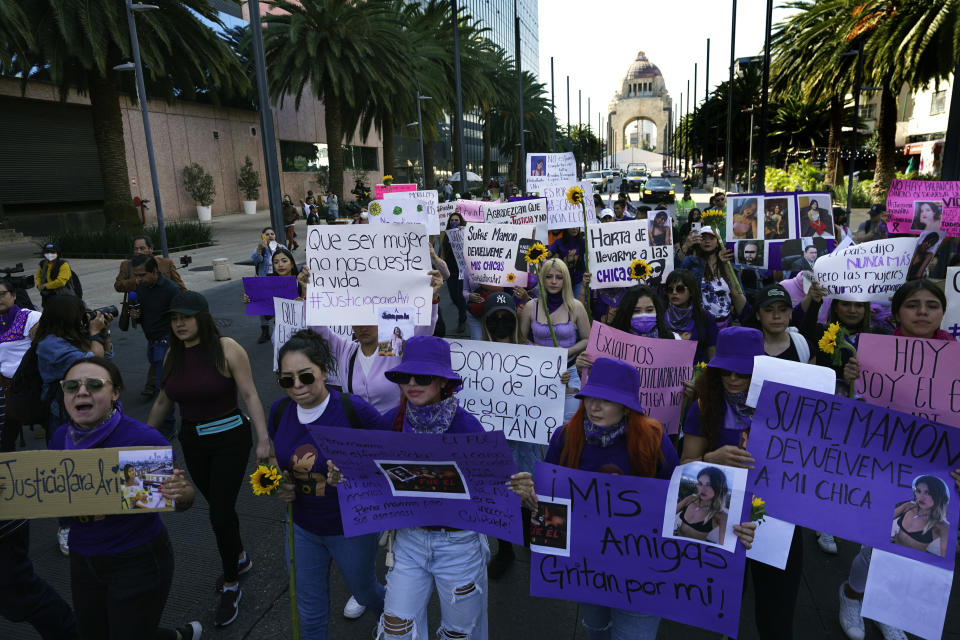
top-left (242, 200), bottom-right (257, 215)
top-left (196, 205), bottom-right (212, 222)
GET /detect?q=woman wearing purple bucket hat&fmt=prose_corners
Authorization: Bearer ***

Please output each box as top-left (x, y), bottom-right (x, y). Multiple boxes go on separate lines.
top-left (509, 357), bottom-right (756, 640)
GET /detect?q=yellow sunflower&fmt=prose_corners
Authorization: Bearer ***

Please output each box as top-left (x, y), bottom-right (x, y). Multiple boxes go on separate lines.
top-left (750, 496), bottom-right (767, 522)
top-left (382, 174), bottom-right (394, 185)
top-left (506, 272), bottom-right (517, 283)
top-left (818, 322), bottom-right (841, 354)
top-left (565, 186), bottom-right (584, 206)
top-left (250, 464), bottom-right (282, 496)
top-left (524, 242), bottom-right (549, 265)
top-left (369, 202), bottom-right (382, 216)
top-left (629, 259), bottom-right (653, 281)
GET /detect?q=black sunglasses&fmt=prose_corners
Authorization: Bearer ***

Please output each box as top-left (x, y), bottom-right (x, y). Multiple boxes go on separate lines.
top-left (720, 370), bottom-right (749, 379)
top-left (277, 372), bottom-right (316, 388)
top-left (385, 372), bottom-right (436, 385)
top-left (666, 284), bottom-right (687, 294)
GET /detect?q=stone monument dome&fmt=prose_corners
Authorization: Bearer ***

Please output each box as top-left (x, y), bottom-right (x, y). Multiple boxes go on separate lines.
top-left (609, 52), bottom-right (672, 152)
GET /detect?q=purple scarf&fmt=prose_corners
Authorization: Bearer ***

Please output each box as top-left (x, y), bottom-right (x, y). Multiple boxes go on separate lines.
top-left (723, 391), bottom-right (754, 431)
top-left (406, 396), bottom-right (459, 434)
top-left (584, 419), bottom-right (626, 448)
top-left (665, 304), bottom-right (695, 333)
top-left (545, 291), bottom-right (565, 314)
top-left (65, 402), bottom-right (124, 450)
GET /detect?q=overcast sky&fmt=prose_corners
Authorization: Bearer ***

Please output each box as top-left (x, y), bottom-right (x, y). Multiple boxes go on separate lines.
top-left (537, 0), bottom-right (799, 137)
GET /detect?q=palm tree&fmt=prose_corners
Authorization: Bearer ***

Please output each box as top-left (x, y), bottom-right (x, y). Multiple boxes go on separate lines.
top-left (263, 0), bottom-right (409, 202)
top-left (769, 97), bottom-right (832, 165)
top-left (1, 0), bottom-right (248, 227)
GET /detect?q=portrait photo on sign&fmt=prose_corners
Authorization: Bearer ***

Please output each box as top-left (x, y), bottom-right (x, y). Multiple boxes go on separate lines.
top-left (780, 237), bottom-right (828, 273)
top-left (728, 196), bottom-right (762, 240)
top-left (530, 155), bottom-right (547, 177)
top-left (911, 200), bottom-right (942, 232)
top-left (798, 194), bottom-right (834, 238)
top-left (648, 209), bottom-right (673, 246)
top-left (118, 448), bottom-right (175, 510)
top-left (907, 230), bottom-right (945, 281)
top-left (663, 462), bottom-right (747, 552)
top-left (376, 305), bottom-right (415, 357)
top-left (763, 196), bottom-right (793, 240)
top-left (735, 240), bottom-right (768, 269)
top-left (529, 495), bottom-right (572, 557)
top-left (890, 475), bottom-right (952, 558)
top-left (375, 460), bottom-right (471, 500)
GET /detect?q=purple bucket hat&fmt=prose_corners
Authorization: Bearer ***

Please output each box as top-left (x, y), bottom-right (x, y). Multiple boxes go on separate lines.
top-left (707, 326), bottom-right (764, 375)
top-left (384, 335), bottom-right (462, 389)
top-left (575, 357), bottom-right (644, 414)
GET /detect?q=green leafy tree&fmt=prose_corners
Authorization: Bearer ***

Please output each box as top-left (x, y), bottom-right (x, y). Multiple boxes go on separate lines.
top-left (768, 96), bottom-right (832, 164)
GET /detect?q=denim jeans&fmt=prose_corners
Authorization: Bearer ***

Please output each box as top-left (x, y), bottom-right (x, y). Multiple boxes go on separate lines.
top-left (580, 604), bottom-right (660, 640)
top-left (466, 315), bottom-right (483, 341)
top-left (287, 523), bottom-right (384, 640)
top-left (379, 528), bottom-right (489, 640)
top-left (508, 440), bottom-right (543, 475)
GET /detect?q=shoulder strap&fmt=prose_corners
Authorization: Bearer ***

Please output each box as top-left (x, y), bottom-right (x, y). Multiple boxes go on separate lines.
top-left (269, 397), bottom-right (293, 437)
top-left (346, 346), bottom-right (358, 394)
top-left (341, 392), bottom-right (362, 428)
top-left (786, 327), bottom-right (810, 363)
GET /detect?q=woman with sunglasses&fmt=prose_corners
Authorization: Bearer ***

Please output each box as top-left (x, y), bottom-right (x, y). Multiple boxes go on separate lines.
top-left (50, 357), bottom-right (201, 640)
top-left (679, 226), bottom-right (747, 327)
top-left (269, 329), bottom-right (384, 639)
top-left (509, 357), bottom-right (754, 639)
top-left (146, 291), bottom-right (269, 628)
top-left (680, 326), bottom-right (803, 640)
top-left (663, 269), bottom-right (717, 362)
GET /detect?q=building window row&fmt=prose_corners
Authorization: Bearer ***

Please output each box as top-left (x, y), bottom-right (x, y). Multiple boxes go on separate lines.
top-left (279, 140), bottom-right (379, 173)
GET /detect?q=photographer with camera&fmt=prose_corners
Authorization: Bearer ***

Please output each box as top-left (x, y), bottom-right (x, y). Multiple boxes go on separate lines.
top-left (130, 256), bottom-right (180, 411)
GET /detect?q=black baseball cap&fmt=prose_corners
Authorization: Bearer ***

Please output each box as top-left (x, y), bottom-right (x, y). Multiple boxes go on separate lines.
top-left (42, 243), bottom-right (58, 253)
top-left (167, 290), bottom-right (209, 316)
top-left (755, 284), bottom-right (792, 309)
top-left (868, 204), bottom-right (886, 217)
top-left (483, 291), bottom-right (516, 318)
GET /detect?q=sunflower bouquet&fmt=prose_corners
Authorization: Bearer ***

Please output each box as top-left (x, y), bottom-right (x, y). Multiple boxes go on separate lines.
top-left (524, 241), bottom-right (559, 347)
top-left (566, 185), bottom-right (592, 321)
top-left (819, 322), bottom-right (857, 397)
top-left (701, 207), bottom-right (726, 239)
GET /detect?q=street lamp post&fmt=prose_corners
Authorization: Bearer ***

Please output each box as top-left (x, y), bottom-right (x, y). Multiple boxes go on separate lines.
top-left (846, 40), bottom-right (865, 216)
top-left (414, 94), bottom-right (431, 188)
top-left (451, 0), bottom-right (467, 196)
top-left (514, 1), bottom-right (525, 193)
top-left (117, 1), bottom-right (168, 257)
top-left (703, 38), bottom-right (710, 187)
top-left (550, 56), bottom-right (556, 151)
top-left (725, 0), bottom-right (737, 193)
top-left (757, 0), bottom-right (773, 193)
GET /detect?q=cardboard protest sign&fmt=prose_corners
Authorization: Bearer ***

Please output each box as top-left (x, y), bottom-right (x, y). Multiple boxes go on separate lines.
top-left (448, 337), bottom-right (567, 444)
top-left (809, 237), bottom-right (914, 301)
top-left (526, 152), bottom-right (577, 192)
top-left (853, 333), bottom-right (960, 428)
top-left (462, 222), bottom-right (534, 288)
top-left (862, 549), bottom-right (954, 640)
top-left (746, 356), bottom-right (836, 408)
top-left (482, 198), bottom-right (547, 227)
top-left (0, 447), bottom-right (175, 519)
top-left (584, 322), bottom-right (696, 434)
top-left (444, 227), bottom-right (469, 282)
top-left (455, 199), bottom-right (483, 223)
top-left (307, 427), bottom-right (523, 543)
top-left (529, 463), bottom-right (748, 637)
top-left (586, 219), bottom-right (673, 289)
top-left (242, 276), bottom-right (298, 315)
top-left (368, 198), bottom-right (429, 229)
top-left (273, 298), bottom-right (305, 370)
top-left (746, 382), bottom-right (960, 569)
top-left (305, 224), bottom-right (432, 326)
top-left (942, 266), bottom-right (960, 339)
top-left (885, 179), bottom-right (960, 236)
top-left (376, 305), bottom-right (415, 356)
top-left (381, 190), bottom-right (440, 235)
top-left (438, 202), bottom-right (456, 231)
top-left (374, 182), bottom-right (417, 200)
top-left (540, 181), bottom-right (597, 230)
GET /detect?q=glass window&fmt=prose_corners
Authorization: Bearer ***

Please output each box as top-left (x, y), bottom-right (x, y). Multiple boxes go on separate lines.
top-left (343, 145), bottom-right (380, 172)
top-left (930, 90), bottom-right (947, 116)
top-left (279, 140), bottom-right (328, 172)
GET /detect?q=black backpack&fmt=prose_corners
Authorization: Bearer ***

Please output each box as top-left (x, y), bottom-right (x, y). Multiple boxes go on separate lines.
top-left (6, 344), bottom-right (54, 425)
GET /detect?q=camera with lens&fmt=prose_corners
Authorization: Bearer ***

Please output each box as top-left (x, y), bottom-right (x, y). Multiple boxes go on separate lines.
top-left (86, 305), bottom-right (119, 321)
top-left (0, 263), bottom-right (35, 291)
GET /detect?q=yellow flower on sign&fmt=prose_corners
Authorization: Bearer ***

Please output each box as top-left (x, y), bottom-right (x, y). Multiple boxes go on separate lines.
top-left (250, 464), bottom-right (282, 496)
top-left (369, 202), bottom-right (382, 216)
top-left (629, 259), bottom-right (653, 281)
top-left (524, 242), bottom-right (548, 265)
top-left (565, 186), bottom-right (584, 206)
top-left (506, 272), bottom-right (517, 283)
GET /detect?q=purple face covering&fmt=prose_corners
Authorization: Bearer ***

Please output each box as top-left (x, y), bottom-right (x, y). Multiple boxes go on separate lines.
top-left (630, 314), bottom-right (658, 336)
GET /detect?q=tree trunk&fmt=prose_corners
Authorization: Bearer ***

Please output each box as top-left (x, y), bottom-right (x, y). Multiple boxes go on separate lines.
top-left (381, 112), bottom-right (395, 178)
top-left (871, 82), bottom-right (898, 204)
top-left (451, 114), bottom-right (461, 181)
top-left (325, 97), bottom-right (345, 206)
top-left (481, 109), bottom-right (491, 185)
top-left (423, 134), bottom-right (435, 190)
top-left (88, 71), bottom-right (140, 229)
top-left (825, 94), bottom-right (843, 187)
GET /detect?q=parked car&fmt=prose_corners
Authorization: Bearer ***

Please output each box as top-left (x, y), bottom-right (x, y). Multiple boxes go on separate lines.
top-left (642, 177), bottom-right (676, 203)
top-left (584, 171), bottom-right (609, 192)
top-left (625, 168), bottom-right (647, 192)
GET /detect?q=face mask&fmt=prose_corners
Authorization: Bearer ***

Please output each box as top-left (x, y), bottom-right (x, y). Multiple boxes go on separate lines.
top-left (486, 316), bottom-right (516, 340)
top-left (630, 313), bottom-right (658, 334)
top-left (44, 253), bottom-right (57, 262)
top-left (448, 220), bottom-right (460, 229)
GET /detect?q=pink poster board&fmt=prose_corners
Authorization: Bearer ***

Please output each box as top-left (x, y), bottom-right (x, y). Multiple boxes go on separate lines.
top-left (885, 179), bottom-right (960, 237)
top-left (375, 183), bottom-right (418, 200)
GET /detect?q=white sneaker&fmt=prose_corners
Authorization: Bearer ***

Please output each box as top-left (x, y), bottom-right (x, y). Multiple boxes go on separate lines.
top-left (817, 531), bottom-right (838, 554)
top-left (343, 595), bottom-right (366, 619)
top-left (57, 527), bottom-right (70, 556)
top-left (838, 583), bottom-right (866, 640)
top-left (875, 621), bottom-right (907, 640)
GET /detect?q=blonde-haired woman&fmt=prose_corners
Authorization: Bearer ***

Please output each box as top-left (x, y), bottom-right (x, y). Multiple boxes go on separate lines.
top-left (674, 466), bottom-right (729, 545)
top-left (519, 258), bottom-right (590, 423)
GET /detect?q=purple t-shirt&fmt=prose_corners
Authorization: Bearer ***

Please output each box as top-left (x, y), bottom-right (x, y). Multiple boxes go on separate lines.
top-left (683, 401), bottom-right (741, 449)
top-left (50, 415), bottom-right (167, 556)
top-left (269, 390), bottom-right (383, 536)
top-left (380, 404), bottom-right (484, 435)
top-left (544, 426), bottom-right (679, 479)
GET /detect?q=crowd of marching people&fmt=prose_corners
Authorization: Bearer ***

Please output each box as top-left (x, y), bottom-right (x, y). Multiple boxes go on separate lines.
top-left (2, 175), bottom-right (960, 640)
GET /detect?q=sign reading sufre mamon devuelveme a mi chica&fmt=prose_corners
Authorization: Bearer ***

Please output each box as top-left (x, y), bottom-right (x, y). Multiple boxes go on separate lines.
top-left (0, 447), bottom-right (175, 519)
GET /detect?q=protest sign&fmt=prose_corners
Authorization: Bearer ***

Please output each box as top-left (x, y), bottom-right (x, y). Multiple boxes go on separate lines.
top-left (529, 462), bottom-right (747, 637)
top-left (853, 333), bottom-right (960, 428)
top-left (273, 297), bottom-right (304, 370)
top-left (376, 305), bottom-right (415, 356)
top-left (745, 515), bottom-right (796, 570)
top-left (862, 550), bottom-right (954, 640)
top-left (482, 198), bottom-right (547, 227)
top-left (368, 198), bottom-right (429, 229)
top-left (746, 382), bottom-right (960, 569)
top-left (305, 224), bottom-right (432, 326)
top-left (375, 182), bottom-right (417, 200)
top-left (885, 179), bottom-right (960, 236)
top-left (526, 152), bottom-right (577, 192)
top-left (663, 462), bottom-right (748, 553)
top-left (943, 266), bottom-right (960, 338)
top-left (462, 222), bottom-right (534, 287)
top-left (381, 190), bottom-right (440, 235)
top-left (444, 227), bottom-right (469, 282)
top-left (584, 322), bottom-right (696, 434)
top-left (746, 356), bottom-right (836, 408)
top-left (809, 237), bottom-right (915, 301)
top-left (307, 427), bottom-right (523, 543)
top-left (586, 219), bottom-right (673, 289)
top-left (540, 181), bottom-right (597, 230)
top-left (455, 199), bottom-right (483, 223)
top-left (0, 447), bottom-right (175, 519)
top-left (438, 201), bottom-right (456, 231)
top-left (242, 276), bottom-right (298, 315)
top-left (447, 337), bottom-right (567, 444)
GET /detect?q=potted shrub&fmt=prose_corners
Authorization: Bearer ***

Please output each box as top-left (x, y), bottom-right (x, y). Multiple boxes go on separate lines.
top-left (183, 163), bottom-right (215, 222)
top-left (238, 156), bottom-right (261, 215)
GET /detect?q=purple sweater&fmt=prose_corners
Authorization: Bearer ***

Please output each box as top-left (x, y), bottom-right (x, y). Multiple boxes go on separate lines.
top-left (268, 391), bottom-right (383, 535)
top-left (380, 404), bottom-right (485, 435)
top-left (683, 401), bottom-right (740, 449)
top-left (545, 425), bottom-right (679, 479)
top-left (50, 416), bottom-right (168, 556)
top-left (311, 303), bottom-right (438, 414)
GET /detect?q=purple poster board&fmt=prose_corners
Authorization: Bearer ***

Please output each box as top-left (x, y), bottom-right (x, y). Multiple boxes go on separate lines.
top-left (747, 382), bottom-right (960, 570)
top-left (307, 427), bottom-right (523, 543)
top-left (242, 276), bottom-right (298, 315)
top-left (529, 463), bottom-right (748, 637)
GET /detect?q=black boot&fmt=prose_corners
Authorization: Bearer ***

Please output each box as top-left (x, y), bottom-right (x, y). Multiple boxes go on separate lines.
top-left (487, 540), bottom-right (514, 579)
top-left (257, 326), bottom-right (271, 344)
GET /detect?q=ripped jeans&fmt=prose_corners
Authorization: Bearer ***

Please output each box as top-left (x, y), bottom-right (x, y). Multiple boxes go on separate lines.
top-left (580, 605), bottom-right (660, 640)
top-left (379, 527), bottom-right (489, 640)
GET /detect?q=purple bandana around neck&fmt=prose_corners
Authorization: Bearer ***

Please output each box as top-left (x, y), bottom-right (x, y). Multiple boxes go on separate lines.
top-left (545, 291), bottom-right (565, 314)
top-left (598, 288), bottom-right (625, 308)
top-left (723, 391), bottom-right (754, 431)
top-left (665, 304), bottom-right (695, 333)
top-left (405, 396), bottom-right (459, 434)
top-left (584, 419), bottom-right (626, 448)
top-left (66, 402), bottom-right (124, 450)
